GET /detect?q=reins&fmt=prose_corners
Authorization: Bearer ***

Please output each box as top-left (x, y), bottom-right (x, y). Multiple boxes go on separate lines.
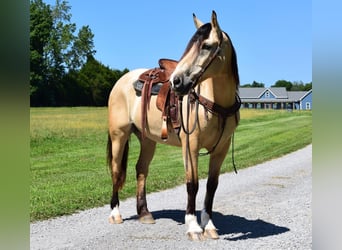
top-left (179, 86), bottom-right (241, 173)
top-left (178, 89), bottom-right (199, 136)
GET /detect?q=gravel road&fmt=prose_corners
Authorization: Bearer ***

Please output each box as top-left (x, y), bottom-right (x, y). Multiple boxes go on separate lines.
top-left (30, 144), bottom-right (312, 250)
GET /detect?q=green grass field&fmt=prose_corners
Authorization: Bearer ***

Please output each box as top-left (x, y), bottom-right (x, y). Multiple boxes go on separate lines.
top-left (30, 108), bottom-right (312, 221)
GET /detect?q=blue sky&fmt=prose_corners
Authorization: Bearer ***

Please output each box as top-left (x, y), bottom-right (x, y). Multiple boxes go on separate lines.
top-left (45, 0), bottom-right (312, 87)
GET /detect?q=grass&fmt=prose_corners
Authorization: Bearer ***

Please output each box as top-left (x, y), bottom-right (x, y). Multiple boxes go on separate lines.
top-left (30, 108), bottom-right (312, 221)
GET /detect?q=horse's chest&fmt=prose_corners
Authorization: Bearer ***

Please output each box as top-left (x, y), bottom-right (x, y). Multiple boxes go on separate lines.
top-left (199, 114), bottom-right (237, 146)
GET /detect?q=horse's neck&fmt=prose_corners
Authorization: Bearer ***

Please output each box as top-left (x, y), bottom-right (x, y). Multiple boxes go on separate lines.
top-left (198, 74), bottom-right (237, 108)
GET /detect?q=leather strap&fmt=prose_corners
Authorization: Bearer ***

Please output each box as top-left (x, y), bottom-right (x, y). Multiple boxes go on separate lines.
top-left (156, 82), bottom-right (170, 111)
top-left (138, 64), bottom-right (179, 140)
top-left (189, 91), bottom-right (241, 120)
top-left (157, 83), bottom-right (171, 140)
top-left (156, 82), bottom-right (180, 140)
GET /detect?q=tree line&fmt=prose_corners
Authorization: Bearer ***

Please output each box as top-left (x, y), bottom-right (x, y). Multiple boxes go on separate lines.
top-left (30, 0), bottom-right (128, 106)
top-left (241, 80), bottom-right (312, 91)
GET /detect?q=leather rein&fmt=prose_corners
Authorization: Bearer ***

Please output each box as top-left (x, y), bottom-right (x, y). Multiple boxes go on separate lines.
top-left (179, 89), bottom-right (241, 155)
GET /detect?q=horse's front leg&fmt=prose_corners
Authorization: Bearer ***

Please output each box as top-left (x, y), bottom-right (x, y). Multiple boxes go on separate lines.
top-left (201, 138), bottom-right (231, 239)
top-left (182, 137), bottom-right (204, 240)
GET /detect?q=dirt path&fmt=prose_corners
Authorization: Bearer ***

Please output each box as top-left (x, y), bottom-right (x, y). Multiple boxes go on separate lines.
top-left (31, 145), bottom-right (312, 249)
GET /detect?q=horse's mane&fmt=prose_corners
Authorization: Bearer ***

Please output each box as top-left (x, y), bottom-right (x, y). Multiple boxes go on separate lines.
top-left (230, 43), bottom-right (240, 89)
top-left (223, 31), bottom-right (240, 89)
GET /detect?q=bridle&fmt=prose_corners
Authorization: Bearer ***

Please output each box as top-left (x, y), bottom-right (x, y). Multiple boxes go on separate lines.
top-left (178, 34), bottom-right (223, 134)
top-left (178, 33), bottom-right (240, 173)
top-left (188, 36), bottom-right (223, 90)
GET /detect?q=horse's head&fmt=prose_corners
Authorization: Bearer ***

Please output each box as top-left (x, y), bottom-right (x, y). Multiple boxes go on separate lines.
top-left (170, 11), bottom-right (239, 96)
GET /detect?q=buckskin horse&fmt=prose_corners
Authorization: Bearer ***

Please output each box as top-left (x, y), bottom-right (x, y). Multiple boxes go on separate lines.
top-left (107, 11), bottom-right (240, 240)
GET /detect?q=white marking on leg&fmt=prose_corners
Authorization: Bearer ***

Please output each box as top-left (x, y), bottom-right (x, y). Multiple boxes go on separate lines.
top-left (109, 205), bottom-right (123, 223)
top-left (185, 214), bottom-right (203, 233)
top-left (201, 209), bottom-right (217, 230)
top-left (110, 205), bottom-right (121, 218)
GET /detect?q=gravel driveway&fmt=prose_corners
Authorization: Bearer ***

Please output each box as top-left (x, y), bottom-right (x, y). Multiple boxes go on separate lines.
top-left (30, 144), bottom-right (312, 249)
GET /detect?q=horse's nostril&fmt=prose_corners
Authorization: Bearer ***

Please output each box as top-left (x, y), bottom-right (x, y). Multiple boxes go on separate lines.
top-left (173, 76), bottom-right (181, 87)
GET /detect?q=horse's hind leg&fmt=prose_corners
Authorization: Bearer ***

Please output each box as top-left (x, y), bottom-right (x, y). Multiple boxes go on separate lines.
top-left (135, 135), bottom-right (156, 224)
top-left (107, 129), bottom-right (130, 224)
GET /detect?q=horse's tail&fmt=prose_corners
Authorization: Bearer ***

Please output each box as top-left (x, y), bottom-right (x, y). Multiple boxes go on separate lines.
top-left (107, 133), bottom-right (129, 190)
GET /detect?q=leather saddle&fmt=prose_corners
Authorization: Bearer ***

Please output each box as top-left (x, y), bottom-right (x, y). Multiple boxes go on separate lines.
top-left (134, 59), bottom-right (180, 140)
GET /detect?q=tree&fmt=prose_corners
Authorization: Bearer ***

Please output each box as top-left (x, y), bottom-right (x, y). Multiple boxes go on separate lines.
top-left (290, 81), bottom-right (312, 91)
top-left (44, 0), bottom-right (76, 105)
top-left (70, 56), bottom-right (128, 106)
top-left (251, 81), bottom-right (264, 88)
top-left (272, 80), bottom-right (293, 91)
top-left (241, 80), bottom-right (264, 88)
top-left (68, 25), bottom-right (96, 70)
top-left (30, 0), bottom-right (96, 106)
top-left (304, 82), bottom-right (312, 91)
top-left (30, 0), bottom-right (53, 105)
top-left (290, 81), bottom-right (304, 91)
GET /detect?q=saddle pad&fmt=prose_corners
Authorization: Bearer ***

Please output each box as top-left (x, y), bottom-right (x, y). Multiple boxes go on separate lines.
top-left (133, 80), bottom-right (163, 96)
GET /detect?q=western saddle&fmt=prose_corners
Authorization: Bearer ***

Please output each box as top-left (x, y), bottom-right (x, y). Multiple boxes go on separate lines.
top-left (135, 58), bottom-right (242, 142)
top-left (136, 58), bottom-right (180, 140)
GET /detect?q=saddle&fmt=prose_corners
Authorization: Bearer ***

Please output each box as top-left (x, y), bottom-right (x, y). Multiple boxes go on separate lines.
top-left (136, 59), bottom-right (180, 140)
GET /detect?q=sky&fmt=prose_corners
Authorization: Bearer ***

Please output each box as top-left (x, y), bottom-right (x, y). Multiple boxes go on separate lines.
top-left (44, 0), bottom-right (312, 87)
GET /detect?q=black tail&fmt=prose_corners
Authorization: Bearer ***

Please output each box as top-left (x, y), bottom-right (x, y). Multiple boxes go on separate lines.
top-left (107, 133), bottom-right (129, 190)
top-left (107, 133), bottom-right (113, 169)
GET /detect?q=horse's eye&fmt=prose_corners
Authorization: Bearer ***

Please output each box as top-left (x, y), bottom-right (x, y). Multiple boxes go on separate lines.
top-left (201, 43), bottom-right (212, 51)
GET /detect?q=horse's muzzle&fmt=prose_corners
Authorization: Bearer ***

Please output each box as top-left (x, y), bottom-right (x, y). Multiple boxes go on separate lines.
top-left (171, 75), bottom-right (193, 96)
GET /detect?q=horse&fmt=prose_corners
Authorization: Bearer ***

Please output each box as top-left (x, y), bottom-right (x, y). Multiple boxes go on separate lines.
top-left (107, 11), bottom-right (240, 240)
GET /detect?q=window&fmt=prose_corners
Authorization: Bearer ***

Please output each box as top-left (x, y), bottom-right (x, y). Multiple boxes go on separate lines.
top-left (265, 91), bottom-right (270, 98)
top-left (306, 102), bottom-right (311, 110)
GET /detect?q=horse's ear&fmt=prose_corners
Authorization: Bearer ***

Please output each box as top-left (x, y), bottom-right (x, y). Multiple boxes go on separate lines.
top-left (211, 10), bottom-right (221, 32)
top-left (211, 10), bottom-right (222, 39)
top-left (193, 13), bottom-right (204, 29)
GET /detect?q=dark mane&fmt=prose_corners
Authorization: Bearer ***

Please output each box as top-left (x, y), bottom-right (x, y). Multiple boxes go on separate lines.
top-left (223, 31), bottom-right (240, 89)
top-left (231, 44), bottom-right (240, 88)
top-left (180, 23), bottom-right (212, 59)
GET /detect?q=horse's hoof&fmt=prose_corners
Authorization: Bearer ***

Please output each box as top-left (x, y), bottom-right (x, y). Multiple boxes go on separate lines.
top-left (204, 229), bottom-right (219, 239)
top-left (109, 215), bottom-right (123, 224)
top-left (139, 213), bottom-right (155, 224)
top-left (187, 232), bottom-right (205, 241)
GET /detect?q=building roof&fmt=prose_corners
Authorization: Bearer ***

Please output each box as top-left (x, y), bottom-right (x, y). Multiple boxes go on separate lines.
top-left (267, 87), bottom-right (288, 98)
top-left (287, 91), bottom-right (308, 102)
top-left (239, 88), bottom-right (265, 99)
top-left (239, 87), bottom-right (311, 103)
